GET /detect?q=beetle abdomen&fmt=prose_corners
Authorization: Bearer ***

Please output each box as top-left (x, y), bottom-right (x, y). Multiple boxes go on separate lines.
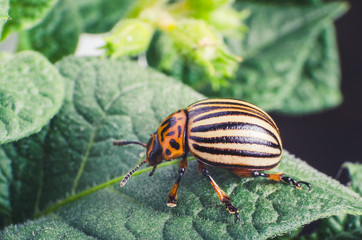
top-left (186, 99), bottom-right (282, 170)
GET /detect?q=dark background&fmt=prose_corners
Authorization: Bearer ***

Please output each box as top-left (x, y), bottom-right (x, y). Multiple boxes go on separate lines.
top-left (273, 0), bottom-right (362, 182)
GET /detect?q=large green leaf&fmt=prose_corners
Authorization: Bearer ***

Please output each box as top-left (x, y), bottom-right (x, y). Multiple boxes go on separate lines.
top-left (0, 51), bottom-right (64, 144)
top-left (1, 57), bottom-right (361, 239)
top-left (18, 0), bottom-right (82, 63)
top-left (1, 216), bottom-right (95, 239)
top-left (276, 25), bottom-right (342, 114)
top-left (226, 1), bottom-right (346, 113)
top-left (1, 0), bottom-right (57, 39)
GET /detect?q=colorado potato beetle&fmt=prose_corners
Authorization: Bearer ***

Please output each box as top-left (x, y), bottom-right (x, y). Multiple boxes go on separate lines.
top-left (114, 99), bottom-right (311, 221)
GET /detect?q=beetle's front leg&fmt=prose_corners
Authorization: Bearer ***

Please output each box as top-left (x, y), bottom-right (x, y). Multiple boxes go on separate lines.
top-left (167, 156), bottom-right (188, 207)
top-left (199, 162), bottom-right (239, 221)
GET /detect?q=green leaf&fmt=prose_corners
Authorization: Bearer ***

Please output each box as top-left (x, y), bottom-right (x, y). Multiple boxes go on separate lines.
top-left (2, 0), bottom-right (57, 39)
top-left (223, 1), bottom-right (347, 113)
top-left (0, 216), bottom-right (95, 239)
top-left (17, 0), bottom-right (82, 63)
top-left (0, 51), bottom-right (65, 145)
top-left (0, 0), bottom-right (10, 37)
top-left (1, 57), bottom-right (361, 239)
top-left (269, 25), bottom-right (342, 114)
top-left (0, 128), bottom-right (48, 225)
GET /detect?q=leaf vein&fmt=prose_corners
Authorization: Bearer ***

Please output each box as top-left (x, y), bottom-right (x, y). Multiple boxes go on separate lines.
top-left (71, 83), bottom-right (143, 194)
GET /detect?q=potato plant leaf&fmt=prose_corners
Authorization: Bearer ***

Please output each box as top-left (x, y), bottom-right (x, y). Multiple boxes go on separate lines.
top-left (0, 57), bottom-right (361, 239)
top-left (0, 51), bottom-right (64, 144)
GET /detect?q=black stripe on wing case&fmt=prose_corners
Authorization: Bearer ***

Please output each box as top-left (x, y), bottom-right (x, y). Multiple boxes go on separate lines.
top-left (191, 100), bottom-right (255, 109)
top-left (192, 110), bottom-right (274, 128)
top-left (192, 143), bottom-right (280, 158)
top-left (190, 122), bottom-right (280, 144)
top-left (189, 106), bottom-right (273, 124)
top-left (189, 135), bottom-right (280, 149)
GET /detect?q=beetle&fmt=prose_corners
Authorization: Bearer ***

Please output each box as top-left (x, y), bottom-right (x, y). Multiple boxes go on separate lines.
top-left (114, 98), bottom-right (311, 220)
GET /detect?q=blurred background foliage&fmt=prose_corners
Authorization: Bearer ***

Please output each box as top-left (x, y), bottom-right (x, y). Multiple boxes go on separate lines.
top-left (1, 0), bottom-right (348, 114)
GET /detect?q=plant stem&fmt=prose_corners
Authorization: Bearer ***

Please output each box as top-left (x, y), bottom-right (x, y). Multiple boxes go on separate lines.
top-left (36, 157), bottom-right (195, 218)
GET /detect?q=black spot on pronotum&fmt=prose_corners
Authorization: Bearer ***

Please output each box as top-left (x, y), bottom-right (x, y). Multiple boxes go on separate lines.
top-left (165, 149), bottom-right (172, 156)
top-left (178, 125), bottom-right (182, 138)
top-left (166, 131), bottom-right (175, 136)
top-left (169, 139), bottom-right (180, 150)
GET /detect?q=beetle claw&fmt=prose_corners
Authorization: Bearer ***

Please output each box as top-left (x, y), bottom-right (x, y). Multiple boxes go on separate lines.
top-left (224, 201), bottom-right (239, 222)
top-left (167, 197), bottom-right (177, 207)
top-left (281, 176), bottom-right (311, 191)
top-left (149, 165), bottom-right (157, 176)
top-left (298, 181), bottom-right (312, 191)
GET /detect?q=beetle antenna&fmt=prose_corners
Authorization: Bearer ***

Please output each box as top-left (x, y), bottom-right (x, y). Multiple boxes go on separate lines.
top-left (120, 159), bottom-right (148, 187)
top-left (113, 140), bottom-right (147, 148)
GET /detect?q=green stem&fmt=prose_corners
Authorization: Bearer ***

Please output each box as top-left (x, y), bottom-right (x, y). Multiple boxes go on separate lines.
top-left (36, 157), bottom-right (195, 218)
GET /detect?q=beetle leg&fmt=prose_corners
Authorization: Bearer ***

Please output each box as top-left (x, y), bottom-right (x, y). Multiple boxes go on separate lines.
top-left (167, 156), bottom-right (188, 207)
top-left (199, 163), bottom-right (239, 221)
top-left (251, 171), bottom-right (311, 191)
top-left (149, 165), bottom-right (157, 176)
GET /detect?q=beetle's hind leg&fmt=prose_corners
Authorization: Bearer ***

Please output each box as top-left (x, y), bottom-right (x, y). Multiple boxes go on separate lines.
top-left (198, 162), bottom-right (239, 221)
top-left (233, 169), bottom-right (311, 190)
top-left (167, 156), bottom-right (188, 207)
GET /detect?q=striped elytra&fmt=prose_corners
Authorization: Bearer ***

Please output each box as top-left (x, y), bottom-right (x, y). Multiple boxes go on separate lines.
top-left (186, 99), bottom-right (282, 170)
top-left (115, 98), bottom-right (311, 221)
